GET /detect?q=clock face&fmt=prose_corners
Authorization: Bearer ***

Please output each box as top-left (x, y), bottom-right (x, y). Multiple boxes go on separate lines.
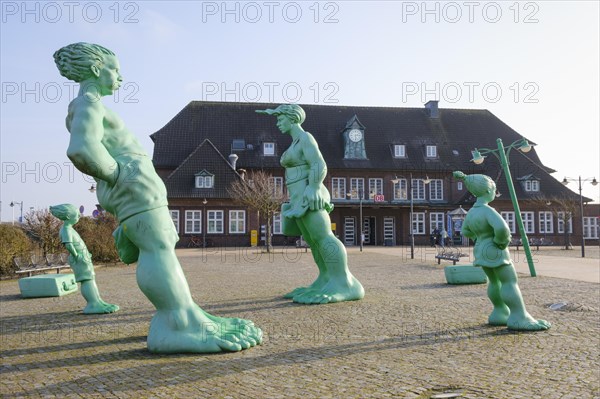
top-left (349, 129), bottom-right (363, 142)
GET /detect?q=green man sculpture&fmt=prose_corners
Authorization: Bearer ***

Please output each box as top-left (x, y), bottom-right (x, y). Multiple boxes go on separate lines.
top-left (54, 43), bottom-right (262, 352)
top-left (453, 171), bottom-right (550, 331)
top-left (257, 105), bottom-right (365, 304)
top-left (50, 204), bottom-right (119, 314)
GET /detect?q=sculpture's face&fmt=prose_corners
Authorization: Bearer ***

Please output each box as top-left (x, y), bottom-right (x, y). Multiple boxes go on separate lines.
top-left (94, 55), bottom-right (122, 96)
top-left (276, 114), bottom-right (293, 134)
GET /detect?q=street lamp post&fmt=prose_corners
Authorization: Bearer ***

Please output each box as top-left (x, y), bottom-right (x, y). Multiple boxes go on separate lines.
top-left (10, 201), bottom-right (23, 225)
top-left (202, 198), bottom-right (208, 248)
top-left (562, 176), bottom-right (598, 258)
top-left (470, 137), bottom-right (537, 277)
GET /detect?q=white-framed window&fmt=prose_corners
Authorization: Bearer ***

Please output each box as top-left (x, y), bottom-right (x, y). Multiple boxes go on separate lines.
top-left (412, 212), bottom-right (426, 234)
top-left (272, 212), bottom-right (282, 235)
top-left (557, 212), bottom-right (573, 234)
top-left (369, 178), bottom-right (383, 196)
top-left (393, 179), bottom-right (408, 200)
top-left (430, 212), bottom-right (445, 232)
top-left (412, 179), bottom-right (425, 200)
top-left (524, 180), bottom-right (540, 192)
top-left (394, 144), bottom-right (406, 158)
top-left (263, 142), bottom-right (275, 156)
top-left (521, 212), bottom-right (535, 234)
top-left (195, 175), bottom-right (214, 188)
top-left (539, 211), bottom-right (554, 234)
top-left (331, 177), bottom-right (346, 200)
top-left (429, 179), bottom-right (443, 200)
top-left (185, 210), bottom-right (202, 234)
top-left (501, 211), bottom-right (516, 234)
top-left (458, 182), bottom-right (463, 191)
top-left (583, 217), bottom-right (599, 239)
top-left (229, 210), bottom-right (245, 234)
top-left (170, 210), bottom-right (180, 233)
top-left (350, 178), bottom-right (365, 199)
top-left (426, 145), bottom-right (437, 158)
top-left (207, 210), bottom-right (224, 234)
top-left (270, 176), bottom-right (284, 195)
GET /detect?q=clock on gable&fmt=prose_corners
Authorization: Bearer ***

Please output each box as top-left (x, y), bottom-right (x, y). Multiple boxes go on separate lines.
top-left (343, 115), bottom-right (367, 159)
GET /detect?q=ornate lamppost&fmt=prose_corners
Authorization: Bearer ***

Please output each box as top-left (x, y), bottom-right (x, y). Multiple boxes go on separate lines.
top-left (561, 176), bottom-right (598, 258)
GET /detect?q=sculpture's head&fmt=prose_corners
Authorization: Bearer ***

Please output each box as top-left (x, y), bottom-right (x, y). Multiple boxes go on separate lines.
top-left (54, 42), bottom-right (122, 95)
top-left (453, 171), bottom-right (497, 201)
top-left (49, 204), bottom-right (80, 223)
top-left (256, 104), bottom-right (306, 134)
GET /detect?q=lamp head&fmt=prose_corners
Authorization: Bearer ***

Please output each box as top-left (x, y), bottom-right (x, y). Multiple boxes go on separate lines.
top-left (561, 177), bottom-right (569, 185)
top-left (470, 149), bottom-right (486, 165)
top-left (518, 139), bottom-right (533, 153)
top-left (89, 185), bottom-right (96, 193)
top-left (592, 178), bottom-right (598, 186)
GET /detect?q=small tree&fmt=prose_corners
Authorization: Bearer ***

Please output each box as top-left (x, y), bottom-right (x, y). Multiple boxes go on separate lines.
top-left (0, 225), bottom-right (33, 275)
top-left (22, 208), bottom-right (62, 257)
top-left (531, 195), bottom-right (578, 249)
top-left (74, 214), bottom-right (120, 263)
top-left (228, 171), bottom-right (286, 252)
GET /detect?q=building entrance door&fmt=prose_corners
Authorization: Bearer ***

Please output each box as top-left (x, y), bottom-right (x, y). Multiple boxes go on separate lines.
top-left (344, 217), bottom-right (356, 246)
top-left (363, 217), bottom-right (376, 245)
top-left (383, 217), bottom-right (395, 246)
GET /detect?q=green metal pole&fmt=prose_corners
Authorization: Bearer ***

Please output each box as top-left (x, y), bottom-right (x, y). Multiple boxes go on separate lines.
top-left (496, 138), bottom-right (537, 277)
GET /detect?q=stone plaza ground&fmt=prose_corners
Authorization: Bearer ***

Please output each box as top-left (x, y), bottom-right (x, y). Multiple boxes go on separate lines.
top-left (1, 246), bottom-right (599, 398)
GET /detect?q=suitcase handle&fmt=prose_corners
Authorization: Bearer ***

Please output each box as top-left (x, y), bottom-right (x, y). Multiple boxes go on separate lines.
top-left (62, 280), bottom-right (77, 291)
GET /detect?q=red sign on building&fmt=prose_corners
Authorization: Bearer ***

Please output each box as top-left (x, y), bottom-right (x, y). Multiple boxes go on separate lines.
top-left (374, 194), bottom-right (385, 202)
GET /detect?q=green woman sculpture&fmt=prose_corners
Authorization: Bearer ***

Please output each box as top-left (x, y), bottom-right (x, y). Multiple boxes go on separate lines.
top-left (257, 104), bottom-right (365, 304)
top-left (453, 171), bottom-right (550, 331)
top-left (54, 43), bottom-right (262, 352)
top-left (50, 204), bottom-right (119, 314)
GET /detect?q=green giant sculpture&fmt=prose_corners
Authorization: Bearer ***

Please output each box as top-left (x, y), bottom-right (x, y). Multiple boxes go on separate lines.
top-left (50, 204), bottom-right (119, 314)
top-left (453, 171), bottom-right (550, 331)
top-left (257, 104), bottom-right (365, 304)
top-left (54, 43), bottom-right (262, 352)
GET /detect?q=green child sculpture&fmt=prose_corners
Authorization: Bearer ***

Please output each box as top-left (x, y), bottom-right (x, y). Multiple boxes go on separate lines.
top-left (453, 171), bottom-right (550, 331)
top-left (50, 204), bottom-right (120, 314)
top-left (54, 42), bottom-right (262, 352)
top-left (257, 104), bottom-right (365, 304)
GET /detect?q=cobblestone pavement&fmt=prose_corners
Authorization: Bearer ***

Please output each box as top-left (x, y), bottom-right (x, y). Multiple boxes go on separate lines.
top-left (1, 247), bottom-right (599, 398)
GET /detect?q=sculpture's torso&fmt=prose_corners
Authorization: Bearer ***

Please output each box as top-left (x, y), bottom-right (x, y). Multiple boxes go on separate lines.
top-left (463, 203), bottom-right (512, 268)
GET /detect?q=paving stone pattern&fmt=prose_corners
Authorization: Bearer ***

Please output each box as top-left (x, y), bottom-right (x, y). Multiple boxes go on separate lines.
top-left (1, 247), bottom-right (599, 398)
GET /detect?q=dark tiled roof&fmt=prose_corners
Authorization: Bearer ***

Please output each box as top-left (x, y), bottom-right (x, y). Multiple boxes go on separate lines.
top-left (152, 101), bottom-right (580, 202)
top-left (164, 139), bottom-right (241, 199)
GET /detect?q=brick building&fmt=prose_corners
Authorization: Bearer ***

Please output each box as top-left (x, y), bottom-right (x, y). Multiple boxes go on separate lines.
top-left (150, 101), bottom-right (598, 247)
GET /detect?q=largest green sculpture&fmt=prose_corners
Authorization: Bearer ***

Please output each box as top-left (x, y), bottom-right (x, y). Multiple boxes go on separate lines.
top-left (453, 171), bottom-right (550, 331)
top-left (257, 104), bottom-right (364, 304)
top-left (54, 43), bottom-right (262, 352)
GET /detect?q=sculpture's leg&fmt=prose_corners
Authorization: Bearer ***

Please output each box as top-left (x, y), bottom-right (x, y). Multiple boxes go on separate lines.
top-left (283, 226), bottom-right (329, 298)
top-left (495, 264), bottom-right (551, 331)
top-left (292, 210), bottom-right (364, 304)
top-left (122, 208), bottom-right (262, 353)
top-left (481, 267), bottom-right (509, 325)
top-left (80, 279), bottom-right (120, 314)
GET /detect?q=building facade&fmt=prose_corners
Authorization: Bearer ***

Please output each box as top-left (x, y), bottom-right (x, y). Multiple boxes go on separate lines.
top-left (150, 101), bottom-right (598, 247)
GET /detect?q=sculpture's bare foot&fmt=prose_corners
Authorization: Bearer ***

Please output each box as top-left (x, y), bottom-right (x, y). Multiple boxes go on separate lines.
top-left (488, 306), bottom-right (510, 326)
top-left (83, 301), bottom-right (120, 314)
top-left (293, 276), bottom-right (364, 305)
top-left (147, 305), bottom-right (262, 353)
top-left (283, 275), bottom-right (328, 299)
top-left (507, 315), bottom-right (551, 331)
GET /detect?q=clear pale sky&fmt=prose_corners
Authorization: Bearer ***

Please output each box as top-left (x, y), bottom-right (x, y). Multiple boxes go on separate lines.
top-left (1, 0), bottom-right (598, 222)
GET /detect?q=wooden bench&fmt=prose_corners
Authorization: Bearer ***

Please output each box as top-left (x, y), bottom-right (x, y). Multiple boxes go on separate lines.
top-left (435, 247), bottom-right (467, 265)
top-left (510, 238), bottom-right (554, 251)
top-left (14, 253), bottom-right (72, 277)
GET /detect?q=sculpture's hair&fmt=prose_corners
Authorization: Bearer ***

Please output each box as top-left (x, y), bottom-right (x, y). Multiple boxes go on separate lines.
top-left (272, 104), bottom-right (306, 124)
top-left (53, 43), bottom-right (115, 82)
top-left (453, 171), bottom-right (496, 197)
top-left (49, 204), bottom-right (79, 221)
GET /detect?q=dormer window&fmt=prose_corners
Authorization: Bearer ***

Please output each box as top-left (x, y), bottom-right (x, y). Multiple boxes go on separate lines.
top-left (232, 139), bottom-right (246, 152)
top-left (393, 144), bottom-right (406, 158)
top-left (195, 170), bottom-right (214, 188)
top-left (426, 145), bottom-right (437, 158)
top-left (524, 180), bottom-right (539, 192)
top-left (263, 142), bottom-right (275, 156)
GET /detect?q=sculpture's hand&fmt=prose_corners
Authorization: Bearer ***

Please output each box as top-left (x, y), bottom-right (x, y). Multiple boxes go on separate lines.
top-left (303, 186), bottom-right (324, 211)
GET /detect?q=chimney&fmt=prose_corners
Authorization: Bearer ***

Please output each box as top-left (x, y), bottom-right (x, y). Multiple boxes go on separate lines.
top-left (425, 100), bottom-right (439, 118)
top-left (228, 154), bottom-right (238, 170)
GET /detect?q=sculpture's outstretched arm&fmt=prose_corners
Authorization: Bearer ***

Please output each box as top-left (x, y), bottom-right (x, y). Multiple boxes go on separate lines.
top-left (67, 98), bottom-right (119, 186)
